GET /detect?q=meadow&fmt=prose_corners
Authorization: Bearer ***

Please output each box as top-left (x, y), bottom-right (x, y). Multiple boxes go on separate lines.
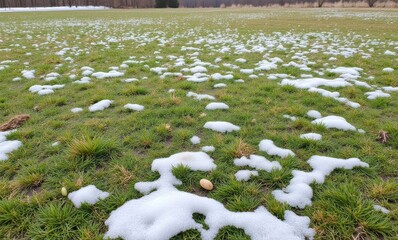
top-left (0, 8), bottom-right (397, 240)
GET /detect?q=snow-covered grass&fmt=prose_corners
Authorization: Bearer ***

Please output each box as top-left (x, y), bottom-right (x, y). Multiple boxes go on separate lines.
top-left (0, 8), bottom-right (397, 240)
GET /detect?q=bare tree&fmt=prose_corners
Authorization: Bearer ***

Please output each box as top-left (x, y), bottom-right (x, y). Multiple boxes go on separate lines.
top-left (317, 0), bottom-right (326, 7)
top-left (367, 0), bottom-right (377, 6)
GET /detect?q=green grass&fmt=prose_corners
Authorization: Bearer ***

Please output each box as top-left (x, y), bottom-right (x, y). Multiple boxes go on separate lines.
top-left (0, 7), bottom-right (397, 240)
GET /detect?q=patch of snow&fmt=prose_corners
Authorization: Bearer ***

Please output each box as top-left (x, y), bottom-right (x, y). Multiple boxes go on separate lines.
top-left (272, 156), bottom-right (368, 208)
top-left (124, 104), bottom-right (144, 111)
top-left (259, 140), bottom-right (295, 158)
top-left (204, 121), bottom-right (240, 133)
top-left (190, 66), bottom-right (207, 73)
top-left (22, 70), bottom-right (35, 79)
top-left (71, 108), bottom-right (83, 113)
top-left (211, 73), bottom-right (233, 80)
top-left (0, 131), bottom-right (22, 161)
top-left (190, 136), bottom-right (200, 145)
top-left (373, 204), bottom-right (390, 214)
top-left (384, 50), bottom-right (396, 56)
top-left (92, 70), bottom-right (124, 79)
top-left (234, 154), bottom-right (282, 172)
top-left (68, 185), bottom-right (109, 208)
top-left (186, 92), bottom-right (215, 101)
top-left (307, 110), bottom-right (322, 119)
top-left (29, 84), bottom-right (64, 95)
top-left (382, 67), bottom-right (394, 73)
top-left (283, 115), bottom-right (297, 121)
top-left (201, 146), bottom-right (215, 152)
top-left (311, 116), bottom-right (356, 131)
top-left (205, 102), bottom-right (229, 110)
top-left (89, 100), bottom-right (113, 112)
top-left (213, 83), bottom-right (227, 88)
top-left (300, 133), bottom-right (322, 141)
top-left (281, 78), bottom-right (351, 89)
top-left (235, 170), bottom-right (259, 181)
top-left (105, 151), bottom-right (314, 240)
top-left (364, 90), bottom-right (390, 100)
top-left (382, 86), bottom-right (398, 92)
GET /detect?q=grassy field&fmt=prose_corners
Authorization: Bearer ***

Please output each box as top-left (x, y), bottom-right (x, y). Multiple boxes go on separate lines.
top-left (0, 8), bottom-right (397, 240)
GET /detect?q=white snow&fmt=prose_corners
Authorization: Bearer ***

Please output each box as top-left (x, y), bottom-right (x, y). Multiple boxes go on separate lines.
top-left (22, 70), bottom-right (35, 79)
top-left (259, 140), bottom-right (295, 158)
top-left (283, 115), bottom-right (297, 121)
top-left (89, 100), bottom-right (113, 112)
top-left (203, 121), bottom-right (240, 133)
top-left (235, 58), bottom-right (247, 63)
top-left (311, 116), bottom-right (356, 131)
top-left (124, 104), bottom-right (144, 111)
top-left (201, 146), bottom-right (215, 152)
top-left (190, 66), bottom-right (207, 73)
top-left (190, 136), bottom-right (200, 145)
top-left (382, 86), bottom-right (398, 92)
top-left (382, 67), bottom-right (394, 73)
top-left (68, 185), bottom-right (109, 208)
top-left (29, 84), bottom-right (64, 95)
top-left (104, 151), bottom-right (314, 240)
top-left (74, 77), bottom-right (91, 84)
top-left (186, 92), bottom-right (215, 101)
top-left (211, 73), bottom-right (233, 80)
top-left (0, 131), bottom-right (22, 161)
top-left (213, 83), bottom-right (227, 88)
top-left (281, 78), bottom-right (351, 89)
top-left (364, 90), bottom-right (390, 100)
top-left (306, 110), bottom-right (322, 119)
top-left (300, 133), bottom-right (322, 141)
top-left (205, 102), bottom-right (229, 110)
top-left (272, 156), bottom-right (368, 208)
top-left (240, 69), bottom-right (254, 74)
top-left (123, 78), bottom-right (138, 83)
top-left (373, 204), bottom-right (390, 214)
top-left (71, 107), bottom-right (83, 113)
top-left (384, 50), bottom-right (396, 56)
top-left (235, 170), bottom-right (259, 181)
top-left (92, 70), bottom-right (124, 79)
top-left (234, 154), bottom-right (282, 172)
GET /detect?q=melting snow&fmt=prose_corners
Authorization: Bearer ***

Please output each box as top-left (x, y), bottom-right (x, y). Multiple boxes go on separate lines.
top-left (235, 170), bottom-right (259, 181)
top-left (68, 185), bottom-right (109, 208)
top-left (92, 70), bottom-right (124, 79)
top-left (272, 156), bottom-right (368, 208)
top-left (71, 107), bottom-right (83, 113)
top-left (105, 152), bottom-right (314, 240)
top-left (234, 154), bottom-right (282, 172)
top-left (201, 146), bottom-right (215, 152)
top-left (186, 92), bottom-right (215, 101)
top-left (365, 90), bottom-right (390, 100)
top-left (89, 100), bottom-right (113, 112)
top-left (0, 131), bottom-right (22, 161)
top-left (307, 110), bottom-right (322, 119)
top-left (373, 204), bottom-right (390, 214)
top-left (190, 136), bottom-right (200, 145)
top-left (29, 84), bottom-right (64, 95)
top-left (205, 102), bottom-right (229, 110)
top-left (300, 133), bottom-right (322, 141)
top-left (311, 116), bottom-right (356, 131)
top-left (259, 140), bottom-right (295, 158)
top-left (203, 121), bottom-right (240, 133)
top-left (124, 104), bottom-right (144, 111)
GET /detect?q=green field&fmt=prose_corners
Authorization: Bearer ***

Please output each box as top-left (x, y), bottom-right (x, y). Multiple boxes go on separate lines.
top-left (0, 8), bottom-right (397, 240)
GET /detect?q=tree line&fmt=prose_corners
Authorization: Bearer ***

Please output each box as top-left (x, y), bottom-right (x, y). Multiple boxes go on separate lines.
top-left (0, 0), bottom-right (396, 9)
